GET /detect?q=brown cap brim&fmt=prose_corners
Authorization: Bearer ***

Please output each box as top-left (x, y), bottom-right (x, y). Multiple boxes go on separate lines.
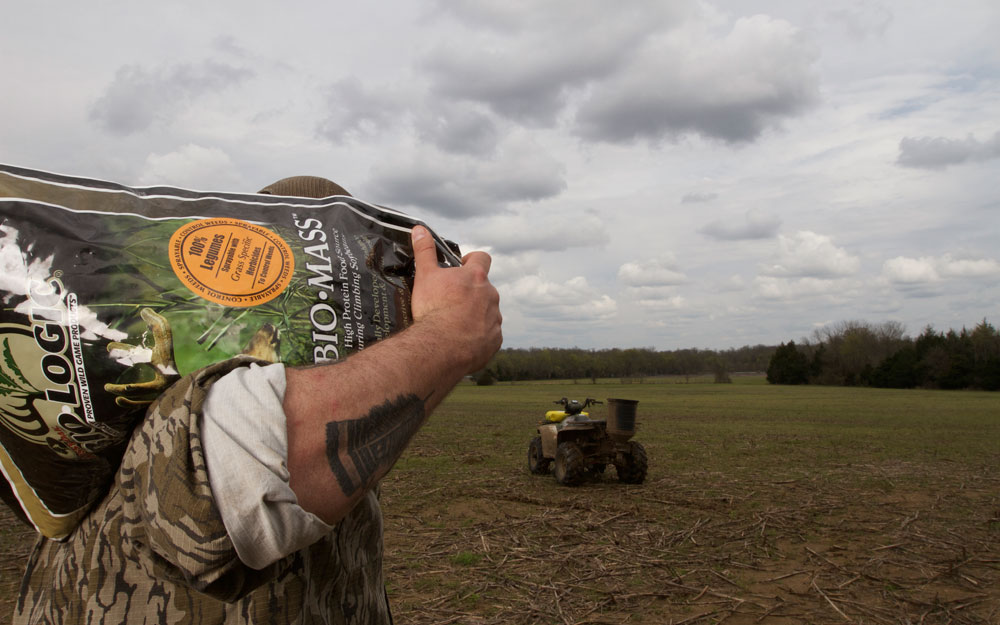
top-left (258, 176), bottom-right (351, 199)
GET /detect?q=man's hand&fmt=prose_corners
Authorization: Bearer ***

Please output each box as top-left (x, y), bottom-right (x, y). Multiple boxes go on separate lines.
top-left (410, 225), bottom-right (502, 374)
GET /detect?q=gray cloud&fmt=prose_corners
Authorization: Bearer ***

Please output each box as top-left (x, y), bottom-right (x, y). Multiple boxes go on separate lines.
top-left (370, 166), bottom-right (497, 218)
top-left (422, 50), bottom-right (570, 125)
top-left (415, 103), bottom-right (499, 156)
top-left (316, 77), bottom-right (405, 141)
top-left (700, 209), bottom-right (781, 241)
top-left (681, 192), bottom-right (718, 204)
top-left (423, 0), bottom-right (685, 125)
top-left (576, 15), bottom-right (820, 144)
top-left (212, 35), bottom-right (250, 58)
top-left (89, 61), bottom-right (253, 135)
top-left (423, 5), bottom-right (819, 144)
top-left (896, 131), bottom-right (1000, 169)
top-left (825, 3), bottom-right (893, 41)
top-left (367, 139), bottom-right (566, 219)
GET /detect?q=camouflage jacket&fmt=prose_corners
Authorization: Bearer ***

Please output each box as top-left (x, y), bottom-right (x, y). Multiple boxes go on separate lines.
top-left (15, 358), bottom-right (392, 624)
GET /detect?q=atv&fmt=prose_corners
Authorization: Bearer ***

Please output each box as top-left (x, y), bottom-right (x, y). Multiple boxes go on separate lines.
top-left (528, 397), bottom-right (647, 486)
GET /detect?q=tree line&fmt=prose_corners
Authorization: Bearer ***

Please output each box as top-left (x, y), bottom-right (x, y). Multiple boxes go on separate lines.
top-left (766, 319), bottom-right (1000, 391)
top-left (478, 318), bottom-right (999, 391)
top-left (482, 344), bottom-right (775, 384)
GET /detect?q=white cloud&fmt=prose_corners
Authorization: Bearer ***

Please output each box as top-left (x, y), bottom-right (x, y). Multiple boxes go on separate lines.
top-left (752, 276), bottom-right (858, 301)
top-left (943, 256), bottom-right (1000, 278)
top-left (624, 286), bottom-right (689, 311)
top-left (882, 256), bottom-right (940, 284)
top-left (617, 256), bottom-right (687, 287)
top-left (760, 231), bottom-right (860, 278)
top-left (883, 254), bottom-right (1000, 284)
top-left (136, 144), bottom-right (242, 190)
top-left (636, 294), bottom-right (688, 311)
top-left (501, 275), bottom-right (617, 322)
top-left (474, 209), bottom-right (608, 254)
top-left (482, 250), bottom-right (542, 286)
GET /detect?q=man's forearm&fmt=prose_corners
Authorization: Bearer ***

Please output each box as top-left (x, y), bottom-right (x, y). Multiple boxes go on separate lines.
top-left (283, 319), bottom-right (470, 524)
top-left (285, 225), bottom-right (501, 525)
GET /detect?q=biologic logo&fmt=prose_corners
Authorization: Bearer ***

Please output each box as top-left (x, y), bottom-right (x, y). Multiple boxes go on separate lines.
top-left (0, 275), bottom-right (120, 460)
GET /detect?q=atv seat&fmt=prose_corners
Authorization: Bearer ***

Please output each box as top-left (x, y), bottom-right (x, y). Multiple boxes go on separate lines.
top-left (557, 416), bottom-right (607, 431)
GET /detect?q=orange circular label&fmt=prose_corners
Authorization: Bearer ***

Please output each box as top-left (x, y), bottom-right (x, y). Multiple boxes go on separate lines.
top-left (169, 218), bottom-right (295, 307)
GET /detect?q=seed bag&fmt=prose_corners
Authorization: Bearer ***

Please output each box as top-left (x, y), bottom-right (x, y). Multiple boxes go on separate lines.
top-left (0, 163), bottom-right (460, 538)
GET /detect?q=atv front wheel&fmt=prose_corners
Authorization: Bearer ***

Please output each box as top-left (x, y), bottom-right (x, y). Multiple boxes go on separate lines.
top-left (528, 437), bottom-right (550, 474)
top-left (616, 441), bottom-right (648, 484)
top-left (554, 442), bottom-right (585, 486)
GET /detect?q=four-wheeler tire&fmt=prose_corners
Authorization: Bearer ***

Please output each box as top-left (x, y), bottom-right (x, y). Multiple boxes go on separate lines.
top-left (616, 441), bottom-right (648, 484)
top-left (586, 463), bottom-right (607, 476)
top-left (528, 436), bottom-right (550, 474)
top-left (553, 442), bottom-right (585, 486)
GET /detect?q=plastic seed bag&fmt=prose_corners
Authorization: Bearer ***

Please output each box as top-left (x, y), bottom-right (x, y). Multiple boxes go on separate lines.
top-left (0, 163), bottom-right (459, 538)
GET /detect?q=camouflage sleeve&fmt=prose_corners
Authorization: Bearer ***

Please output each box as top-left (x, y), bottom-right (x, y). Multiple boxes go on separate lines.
top-left (117, 355), bottom-right (277, 602)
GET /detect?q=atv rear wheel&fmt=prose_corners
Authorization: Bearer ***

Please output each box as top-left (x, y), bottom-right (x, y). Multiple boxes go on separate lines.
top-left (528, 436), bottom-right (550, 474)
top-left (616, 441), bottom-right (648, 484)
top-left (554, 442), bottom-right (585, 486)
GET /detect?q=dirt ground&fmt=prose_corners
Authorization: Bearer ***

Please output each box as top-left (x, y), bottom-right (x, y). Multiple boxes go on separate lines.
top-left (2, 460), bottom-right (997, 624)
top-left (0, 505), bottom-right (34, 623)
top-left (379, 459), bottom-right (1000, 625)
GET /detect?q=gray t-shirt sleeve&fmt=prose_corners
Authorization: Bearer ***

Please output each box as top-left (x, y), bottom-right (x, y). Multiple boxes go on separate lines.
top-left (201, 362), bottom-right (333, 570)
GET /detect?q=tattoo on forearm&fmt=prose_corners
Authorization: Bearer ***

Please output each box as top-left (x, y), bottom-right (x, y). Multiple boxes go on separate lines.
top-left (325, 393), bottom-right (427, 496)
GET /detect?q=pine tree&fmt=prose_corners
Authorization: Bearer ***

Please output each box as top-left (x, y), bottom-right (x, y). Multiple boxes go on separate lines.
top-left (766, 341), bottom-right (809, 385)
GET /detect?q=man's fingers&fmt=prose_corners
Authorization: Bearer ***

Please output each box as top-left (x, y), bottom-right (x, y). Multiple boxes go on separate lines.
top-left (413, 226), bottom-right (493, 276)
top-left (461, 251), bottom-right (492, 274)
top-left (411, 225), bottom-right (439, 275)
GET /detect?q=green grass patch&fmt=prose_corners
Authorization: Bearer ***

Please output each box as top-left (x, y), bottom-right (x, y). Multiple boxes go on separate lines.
top-left (450, 551), bottom-right (483, 566)
top-left (413, 380), bottom-right (1000, 481)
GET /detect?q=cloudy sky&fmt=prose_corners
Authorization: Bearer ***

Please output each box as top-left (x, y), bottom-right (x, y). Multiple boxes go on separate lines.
top-left (3, 1), bottom-right (998, 350)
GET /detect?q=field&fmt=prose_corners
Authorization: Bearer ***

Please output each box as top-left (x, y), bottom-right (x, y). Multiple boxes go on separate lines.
top-left (2, 377), bottom-right (999, 624)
